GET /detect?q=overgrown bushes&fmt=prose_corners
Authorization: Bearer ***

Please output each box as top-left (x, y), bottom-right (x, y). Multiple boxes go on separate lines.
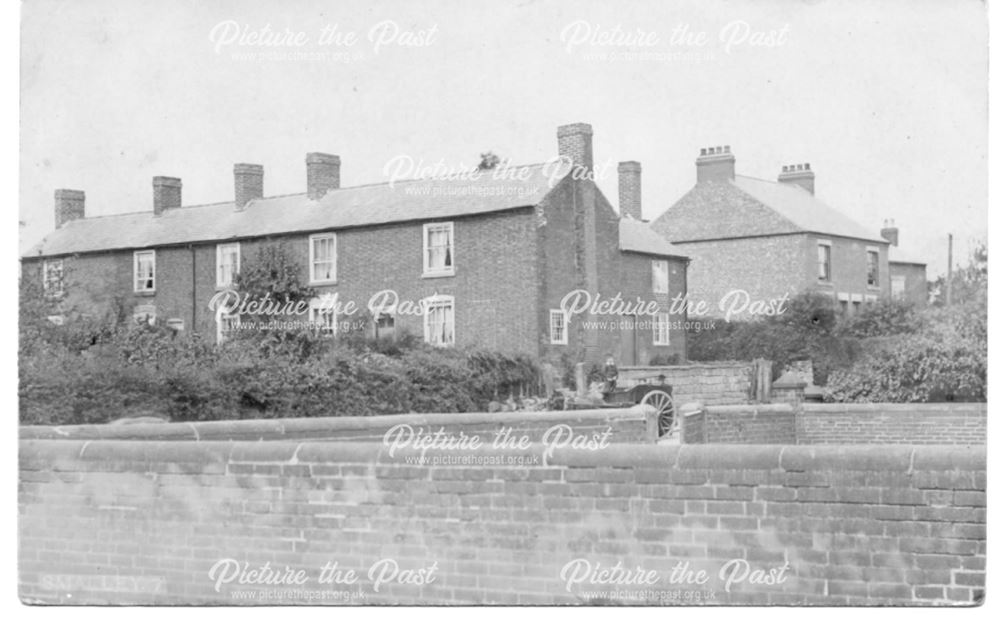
top-left (18, 321), bottom-right (541, 426)
top-left (688, 290), bottom-right (986, 403)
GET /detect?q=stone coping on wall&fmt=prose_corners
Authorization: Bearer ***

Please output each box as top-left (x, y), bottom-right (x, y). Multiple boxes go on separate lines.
top-left (19, 405), bottom-right (657, 443)
top-left (19, 437), bottom-right (985, 472)
top-left (800, 403), bottom-right (986, 413)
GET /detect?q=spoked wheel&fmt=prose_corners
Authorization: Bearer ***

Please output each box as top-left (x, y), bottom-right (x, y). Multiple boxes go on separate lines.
top-left (640, 389), bottom-right (675, 438)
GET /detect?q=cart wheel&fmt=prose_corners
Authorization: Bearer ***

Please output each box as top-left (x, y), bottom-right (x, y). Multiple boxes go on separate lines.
top-left (640, 389), bottom-right (674, 437)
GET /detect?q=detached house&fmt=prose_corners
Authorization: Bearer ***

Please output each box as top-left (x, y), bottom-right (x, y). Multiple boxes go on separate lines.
top-left (23, 123), bottom-right (689, 365)
top-left (652, 146), bottom-right (926, 317)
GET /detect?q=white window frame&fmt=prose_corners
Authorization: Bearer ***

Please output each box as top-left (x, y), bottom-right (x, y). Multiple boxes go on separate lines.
top-left (309, 233), bottom-right (337, 284)
top-left (423, 222), bottom-right (455, 277)
top-left (549, 309), bottom-right (568, 345)
top-left (217, 313), bottom-right (239, 343)
top-left (309, 297), bottom-right (338, 336)
top-left (652, 260), bottom-right (670, 294)
top-left (133, 250), bottom-right (156, 293)
top-left (42, 259), bottom-right (64, 297)
top-left (652, 311), bottom-right (670, 346)
top-left (216, 242), bottom-right (241, 288)
top-left (423, 294), bottom-right (455, 347)
top-left (891, 275), bottom-right (906, 298)
top-left (817, 240), bottom-right (832, 282)
top-left (373, 312), bottom-right (396, 340)
top-left (865, 246), bottom-right (880, 288)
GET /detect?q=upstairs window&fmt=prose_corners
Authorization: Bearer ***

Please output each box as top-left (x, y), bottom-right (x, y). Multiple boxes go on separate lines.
top-left (42, 259), bottom-right (64, 297)
top-left (423, 295), bottom-right (455, 346)
top-left (817, 242), bottom-right (832, 282)
top-left (866, 249), bottom-right (879, 287)
top-left (310, 233), bottom-right (337, 283)
top-left (134, 250), bottom-right (156, 293)
top-left (549, 309), bottom-right (568, 345)
top-left (216, 242), bottom-right (241, 288)
top-left (423, 222), bottom-right (454, 276)
top-left (652, 260), bottom-right (670, 294)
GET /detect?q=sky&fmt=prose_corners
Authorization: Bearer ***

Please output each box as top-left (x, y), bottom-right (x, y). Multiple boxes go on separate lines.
top-left (19, 0), bottom-right (988, 278)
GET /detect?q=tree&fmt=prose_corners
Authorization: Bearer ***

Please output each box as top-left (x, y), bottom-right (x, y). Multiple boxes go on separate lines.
top-left (929, 241), bottom-right (986, 307)
top-left (477, 152), bottom-right (502, 171)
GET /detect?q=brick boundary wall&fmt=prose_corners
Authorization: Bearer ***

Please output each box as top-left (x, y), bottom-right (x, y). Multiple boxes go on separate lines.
top-left (796, 404), bottom-right (987, 445)
top-left (19, 406), bottom-right (658, 445)
top-left (618, 363), bottom-right (752, 407)
top-left (681, 403), bottom-right (986, 446)
top-left (681, 404), bottom-right (797, 445)
top-left (19, 440), bottom-right (985, 605)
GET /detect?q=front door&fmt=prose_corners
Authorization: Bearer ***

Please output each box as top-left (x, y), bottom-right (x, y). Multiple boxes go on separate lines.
top-left (620, 314), bottom-right (638, 366)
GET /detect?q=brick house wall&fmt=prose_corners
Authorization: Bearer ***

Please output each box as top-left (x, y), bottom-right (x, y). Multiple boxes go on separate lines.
top-left (24, 209), bottom-right (542, 354)
top-left (535, 177), bottom-right (687, 366)
top-left (671, 233), bottom-right (890, 319)
top-left (24, 178), bottom-right (686, 363)
top-left (807, 233), bottom-right (891, 311)
top-left (889, 262), bottom-right (928, 305)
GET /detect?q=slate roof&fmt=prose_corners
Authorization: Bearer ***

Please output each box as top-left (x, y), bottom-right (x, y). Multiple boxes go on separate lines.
top-left (25, 159), bottom-right (685, 261)
top-left (888, 244), bottom-right (927, 265)
top-left (618, 217), bottom-right (687, 259)
top-left (653, 175), bottom-right (887, 244)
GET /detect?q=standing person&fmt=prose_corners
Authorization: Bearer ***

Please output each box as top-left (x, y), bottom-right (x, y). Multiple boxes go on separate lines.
top-left (602, 354), bottom-right (619, 400)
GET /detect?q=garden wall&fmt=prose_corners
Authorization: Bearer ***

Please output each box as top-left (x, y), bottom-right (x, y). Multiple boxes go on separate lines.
top-left (618, 363), bottom-right (752, 406)
top-left (681, 403), bottom-right (986, 446)
top-left (19, 406), bottom-right (658, 444)
top-left (19, 440), bottom-right (984, 605)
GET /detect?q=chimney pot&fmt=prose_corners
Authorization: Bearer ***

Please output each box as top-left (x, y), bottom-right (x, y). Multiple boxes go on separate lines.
top-left (777, 162), bottom-right (816, 194)
top-left (152, 176), bottom-right (182, 216)
top-left (306, 152), bottom-right (341, 200)
top-left (557, 123), bottom-right (594, 171)
top-left (617, 161), bottom-right (642, 220)
top-left (234, 163), bottom-right (264, 210)
top-left (881, 222), bottom-right (900, 247)
top-left (696, 145), bottom-right (736, 183)
top-left (54, 189), bottom-right (85, 228)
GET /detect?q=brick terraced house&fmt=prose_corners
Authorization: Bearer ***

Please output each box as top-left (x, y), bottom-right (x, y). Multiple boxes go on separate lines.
top-left (652, 146), bottom-right (927, 317)
top-left (22, 124), bottom-right (689, 365)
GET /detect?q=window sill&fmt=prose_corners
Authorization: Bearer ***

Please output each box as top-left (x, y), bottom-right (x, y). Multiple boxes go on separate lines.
top-left (134, 290), bottom-right (156, 297)
top-left (815, 280), bottom-right (833, 287)
top-left (309, 280), bottom-right (338, 287)
top-left (422, 270), bottom-right (455, 279)
top-left (867, 285), bottom-right (881, 291)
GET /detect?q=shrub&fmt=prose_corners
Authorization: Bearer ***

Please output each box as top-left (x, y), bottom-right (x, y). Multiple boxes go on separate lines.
top-left (825, 300), bottom-right (986, 402)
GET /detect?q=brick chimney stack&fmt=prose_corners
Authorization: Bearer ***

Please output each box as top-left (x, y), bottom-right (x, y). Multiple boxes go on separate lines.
top-left (778, 163), bottom-right (815, 195)
top-left (152, 176), bottom-right (182, 216)
top-left (54, 189), bottom-right (85, 228)
top-left (557, 123), bottom-right (594, 171)
top-left (234, 163), bottom-right (264, 210)
top-left (618, 161), bottom-right (642, 220)
top-left (696, 145), bottom-right (735, 183)
top-left (881, 219), bottom-right (899, 247)
top-left (306, 153), bottom-right (341, 200)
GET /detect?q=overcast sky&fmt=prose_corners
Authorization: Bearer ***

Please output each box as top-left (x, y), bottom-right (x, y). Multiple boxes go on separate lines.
top-left (20, 0), bottom-right (987, 278)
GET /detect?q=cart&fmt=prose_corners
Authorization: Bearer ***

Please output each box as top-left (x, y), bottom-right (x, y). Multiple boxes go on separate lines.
top-left (557, 382), bottom-right (675, 438)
